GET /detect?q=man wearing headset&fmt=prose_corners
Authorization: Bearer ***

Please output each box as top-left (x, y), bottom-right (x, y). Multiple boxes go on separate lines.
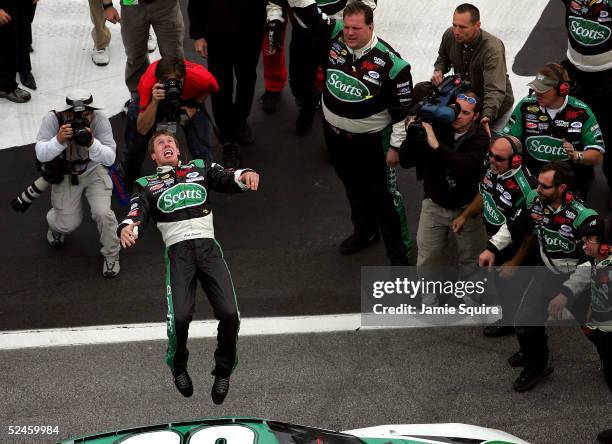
top-left (455, 135), bottom-right (538, 337)
top-left (502, 63), bottom-right (605, 199)
top-left (480, 161), bottom-right (599, 392)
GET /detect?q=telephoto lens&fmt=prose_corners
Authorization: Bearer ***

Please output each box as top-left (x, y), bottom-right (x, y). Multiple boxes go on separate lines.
top-left (11, 177), bottom-right (50, 212)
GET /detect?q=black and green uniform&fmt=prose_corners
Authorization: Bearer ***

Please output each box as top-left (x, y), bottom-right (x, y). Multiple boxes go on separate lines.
top-left (502, 94), bottom-right (605, 197)
top-left (288, 0), bottom-right (413, 263)
top-left (487, 191), bottom-right (598, 371)
top-left (117, 159), bottom-right (253, 377)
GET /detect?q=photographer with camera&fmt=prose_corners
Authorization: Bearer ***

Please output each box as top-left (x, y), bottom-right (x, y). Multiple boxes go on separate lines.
top-left (34, 89), bottom-right (121, 278)
top-left (121, 57), bottom-right (218, 184)
top-left (400, 88), bottom-right (489, 306)
top-left (432, 3), bottom-right (514, 134)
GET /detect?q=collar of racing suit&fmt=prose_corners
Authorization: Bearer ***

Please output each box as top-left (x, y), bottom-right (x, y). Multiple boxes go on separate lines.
top-left (156, 161), bottom-right (182, 175)
top-left (498, 166), bottom-right (522, 180)
top-left (541, 95), bottom-right (569, 116)
top-left (346, 33), bottom-right (378, 60)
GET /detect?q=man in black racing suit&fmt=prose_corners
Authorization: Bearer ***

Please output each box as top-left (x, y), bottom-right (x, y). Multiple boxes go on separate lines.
top-left (480, 160), bottom-right (598, 392)
top-left (117, 130), bottom-right (259, 405)
top-left (285, 1), bottom-right (414, 265)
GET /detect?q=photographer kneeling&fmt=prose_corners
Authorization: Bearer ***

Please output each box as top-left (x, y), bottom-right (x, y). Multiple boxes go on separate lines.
top-left (122, 57), bottom-right (219, 184)
top-left (35, 89), bottom-right (121, 278)
top-left (400, 88), bottom-right (489, 306)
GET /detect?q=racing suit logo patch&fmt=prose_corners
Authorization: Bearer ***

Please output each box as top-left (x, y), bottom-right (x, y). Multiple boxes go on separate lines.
top-left (540, 227), bottom-right (576, 254)
top-left (326, 69), bottom-right (371, 102)
top-left (157, 183), bottom-right (207, 213)
top-left (480, 187), bottom-right (506, 226)
top-left (569, 17), bottom-right (611, 45)
top-left (526, 136), bottom-right (568, 162)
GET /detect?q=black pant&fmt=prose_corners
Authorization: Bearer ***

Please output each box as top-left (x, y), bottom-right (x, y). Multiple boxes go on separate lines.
top-left (0, 0), bottom-right (18, 92)
top-left (288, 27), bottom-right (326, 111)
top-left (324, 121), bottom-right (411, 264)
top-left (164, 238), bottom-right (240, 378)
top-left (515, 269), bottom-right (589, 370)
top-left (206, 32), bottom-right (263, 143)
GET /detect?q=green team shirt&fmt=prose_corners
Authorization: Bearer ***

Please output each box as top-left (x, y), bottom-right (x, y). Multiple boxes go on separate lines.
top-left (502, 95), bottom-right (605, 175)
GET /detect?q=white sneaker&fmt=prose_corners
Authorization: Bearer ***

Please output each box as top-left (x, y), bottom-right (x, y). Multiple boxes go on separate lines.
top-left (92, 47), bottom-right (110, 66)
top-left (102, 255), bottom-right (120, 278)
top-left (147, 33), bottom-right (157, 53)
top-left (47, 229), bottom-right (64, 248)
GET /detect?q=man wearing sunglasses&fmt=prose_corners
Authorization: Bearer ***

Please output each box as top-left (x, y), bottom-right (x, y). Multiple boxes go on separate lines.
top-left (456, 135), bottom-right (538, 337)
top-left (403, 91), bottom-right (489, 306)
top-left (479, 160), bottom-right (598, 392)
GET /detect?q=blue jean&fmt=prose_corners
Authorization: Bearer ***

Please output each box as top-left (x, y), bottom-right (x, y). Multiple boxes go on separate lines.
top-left (122, 93), bottom-right (213, 182)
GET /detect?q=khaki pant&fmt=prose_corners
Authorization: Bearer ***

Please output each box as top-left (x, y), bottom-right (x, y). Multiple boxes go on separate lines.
top-left (89, 0), bottom-right (111, 50)
top-left (47, 165), bottom-right (120, 258)
top-left (416, 198), bottom-right (487, 277)
top-left (121, 0), bottom-right (184, 91)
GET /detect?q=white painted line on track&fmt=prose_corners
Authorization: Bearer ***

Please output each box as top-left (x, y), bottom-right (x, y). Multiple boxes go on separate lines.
top-left (0, 311), bottom-right (501, 350)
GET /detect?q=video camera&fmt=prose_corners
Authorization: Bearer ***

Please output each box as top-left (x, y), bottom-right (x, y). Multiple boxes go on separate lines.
top-left (406, 75), bottom-right (471, 141)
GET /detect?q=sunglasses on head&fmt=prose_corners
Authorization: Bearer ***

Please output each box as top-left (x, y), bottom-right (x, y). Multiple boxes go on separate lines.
top-left (537, 182), bottom-right (555, 190)
top-left (457, 94), bottom-right (477, 104)
top-left (487, 151), bottom-right (508, 162)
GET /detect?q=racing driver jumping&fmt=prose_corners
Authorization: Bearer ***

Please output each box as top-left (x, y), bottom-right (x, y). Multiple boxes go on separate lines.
top-left (117, 130), bottom-right (259, 405)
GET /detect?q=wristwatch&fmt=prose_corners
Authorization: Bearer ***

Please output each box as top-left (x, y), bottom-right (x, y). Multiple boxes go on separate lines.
top-left (575, 152), bottom-right (584, 163)
top-left (102, 2), bottom-right (113, 9)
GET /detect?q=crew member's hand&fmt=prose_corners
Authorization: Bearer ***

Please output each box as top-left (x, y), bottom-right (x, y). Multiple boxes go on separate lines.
top-left (57, 123), bottom-right (73, 144)
top-left (120, 222), bottom-right (141, 248)
top-left (478, 249), bottom-right (495, 271)
top-left (498, 260), bottom-right (518, 279)
top-left (267, 20), bottom-right (283, 55)
top-left (422, 122), bottom-right (439, 149)
top-left (548, 293), bottom-right (568, 320)
top-left (562, 138), bottom-right (576, 161)
top-left (452, 214), bottom-right (466, 233)
top-left (480, 116), bottom-right (491, 138)
top-left (431, 70), bottom-right (443, 86)
top-left (0, 9), bottom-right (11, 25)
top-left (240, 171), bottom-right (259, 191)
top-left (151, 82), bottom-right (165, 103)
top-left (195, 38), bottom-right (208, 58)
top-left (386, 148), bottom-right (400, 166)
top-left (104, 5), bottom-right (120, 23)
top-left (181, 106), bottom-right (197, 119)
top-left (404, 115), bottom-right (416, 129)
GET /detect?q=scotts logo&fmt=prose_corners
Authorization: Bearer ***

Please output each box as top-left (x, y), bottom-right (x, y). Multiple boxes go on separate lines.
top-left (541, 227), bottom-right (575, 253)
top-left (157, 183), bottom-right (207, 213)
top-left (569, 17), bottom-right (611, 46)
top-left (526, 136), bottom-right (568, 161)
top-left (327, 70), bottom-right (370, 102)
top-left (480, 188), bottom-right (506, 226)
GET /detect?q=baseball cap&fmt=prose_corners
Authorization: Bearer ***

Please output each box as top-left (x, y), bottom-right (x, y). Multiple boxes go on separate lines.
top-left (527, 73), bottom-right (559, 93)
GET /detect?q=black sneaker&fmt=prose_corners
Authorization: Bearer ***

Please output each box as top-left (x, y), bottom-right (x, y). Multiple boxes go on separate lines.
top-left (0, 87), bottom-right (31, 103)
top-left (483, 321), bottom-right (515, 337)
top-left (296, 107), bottom-right (316, 135)
top-left (598, 428), bottom-right (612, 444)
top-left (512, 365), bottom-right (553, 392)
top-left (211, 376), bottom-right (230, 405)
top-left (261, 91), bottom-right (280, 114)
top-left (173, 370), bottom-right (193, 397)
top-left (507, 350), bottom-right (525, 367)
top-left (339, 232), bottom-right (380, 255)
top-left (237, 124), bottom-right (254, 146)
top-left (222, 142), bottom-right (241, 169)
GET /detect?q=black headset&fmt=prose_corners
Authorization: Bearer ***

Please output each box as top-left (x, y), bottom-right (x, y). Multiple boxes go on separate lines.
top-left (501, 135), bottom-right (522, 169)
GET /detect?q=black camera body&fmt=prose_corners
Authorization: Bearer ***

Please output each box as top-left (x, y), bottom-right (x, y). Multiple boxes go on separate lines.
top-left (69, 114), bottom-right (92, 146)
top-left (162, 79), bottom-right (190, 127)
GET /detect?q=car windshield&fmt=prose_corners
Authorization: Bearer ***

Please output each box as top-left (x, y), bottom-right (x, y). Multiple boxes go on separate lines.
top-left (267, 421), bottom-right (366, 444)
